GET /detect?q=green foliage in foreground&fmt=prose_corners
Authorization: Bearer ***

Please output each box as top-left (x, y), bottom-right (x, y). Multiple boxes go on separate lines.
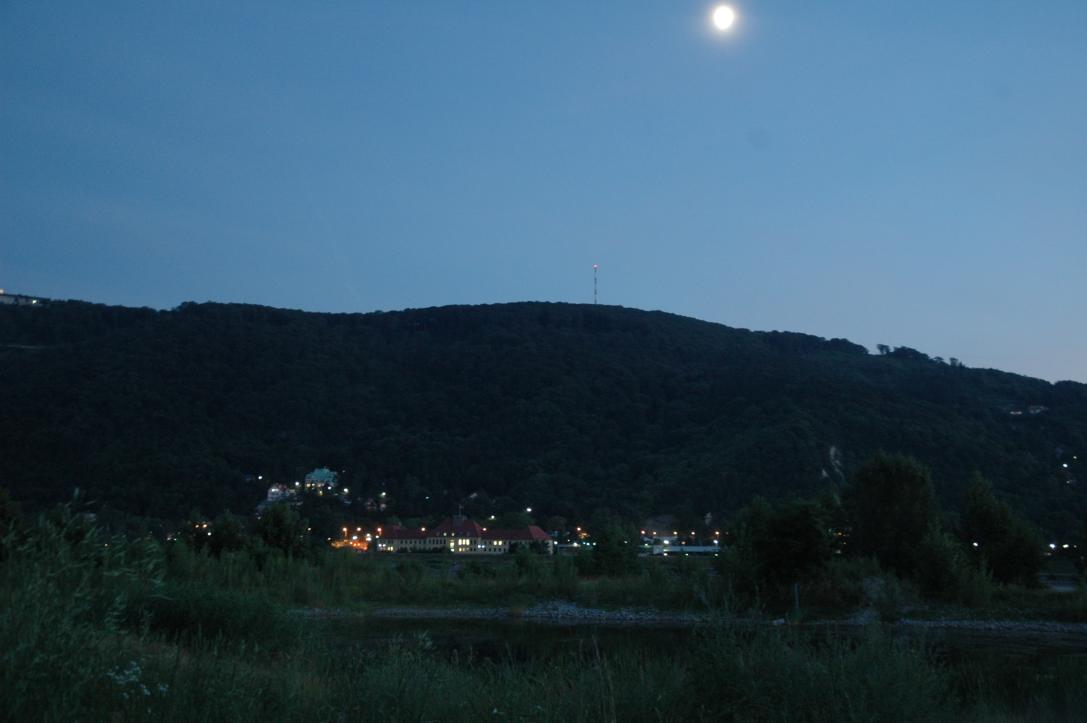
top-left (5, 509), bottom-right (1087, 722)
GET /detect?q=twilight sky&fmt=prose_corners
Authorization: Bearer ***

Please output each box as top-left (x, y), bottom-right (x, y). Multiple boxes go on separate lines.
top-left (2, 1), bottom-right (1084, 382)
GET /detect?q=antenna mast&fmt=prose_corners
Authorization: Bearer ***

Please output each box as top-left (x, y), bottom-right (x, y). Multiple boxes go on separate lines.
top-left (593, 264), bottom-right (599, 305)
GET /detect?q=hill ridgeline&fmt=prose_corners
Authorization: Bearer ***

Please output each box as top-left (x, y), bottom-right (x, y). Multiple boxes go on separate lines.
top-left (1, 300), bottom-right (1084, 534)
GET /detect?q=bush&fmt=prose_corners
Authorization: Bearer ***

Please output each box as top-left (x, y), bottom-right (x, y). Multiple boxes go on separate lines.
top-left (512, 545), bottom-right (545, 580)
top-left (871, 574), bottom-right (909, 623)
top-left (915, 528), bottom-right (993, 606)
top-left (251, 504), bottom-right (309, 558)
top-left (207, 512), bottom-right (247, 558)
top-left (127, 583), bottom-right (301, 648)
top-left (0, 506), bottom-right (160, 719)
top-left (588, 525), bottom-right (640, 577)
top-left (804, 556), bottom-right (883, 610)
top-left (687, 623), bottom-right (951, 721)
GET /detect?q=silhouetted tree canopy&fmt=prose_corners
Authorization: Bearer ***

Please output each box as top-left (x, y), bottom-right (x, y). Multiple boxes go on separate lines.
top-left (960, 474), bottom-right (1043, 586)
top-left (733, 497), bottom-right (832, 586)
top-left (851, 454), bottom-right (941, 576)
top-left (0, 300), bottom-right (1084, 536)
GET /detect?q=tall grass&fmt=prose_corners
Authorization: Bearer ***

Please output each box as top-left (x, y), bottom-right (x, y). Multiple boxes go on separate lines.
top-left (0, 506), bottom-right (158, 718)
top-left (689, 623), bottom-right (951, 721)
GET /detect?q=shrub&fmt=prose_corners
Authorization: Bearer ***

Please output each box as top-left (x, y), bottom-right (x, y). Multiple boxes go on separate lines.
top-left (0, 506), bottom-right (159, 719)
top-left (915, 528), bottom-right (993, 606)
top-left (804, 556), bottom-right (882, 610)
top-left (394, 559), bottom-right (425, 585)
top-left (128, 582), bottom-right (301, 648)
top-left (687, 623), bottom-right (950, 721)
top-left (251, 504), bottom-right (309, 558)
top-left (588, 524), bottom-right (640, 577)
top-left (872, 574), bottom-right (908, 623)
top-left (207, 512), bottom-right (246, 558)
top-left (512, 545), bottom-right (544, 580)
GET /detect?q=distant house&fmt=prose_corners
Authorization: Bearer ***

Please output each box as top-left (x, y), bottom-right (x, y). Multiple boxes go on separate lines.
top-left (304, 467), bottom-right (339, 490)
top-left (255, 482), bottom-right (300, 514)
top-left (256, 467), bottom-right (350, 514)
top-left (265, 484), bottom-right (296, 504)
top-left (378, 526), bottom-right (430, 552)
top-left (0, 290), bottom-right (43, 306)
top-left (376, 514), bottom-right (554, 554)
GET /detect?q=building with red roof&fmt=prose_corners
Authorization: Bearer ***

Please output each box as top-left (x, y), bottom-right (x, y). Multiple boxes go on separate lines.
top-left (376, 515), bottom-right (554, 554)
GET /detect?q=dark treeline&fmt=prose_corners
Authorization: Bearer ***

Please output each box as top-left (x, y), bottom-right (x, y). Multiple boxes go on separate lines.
top-left (718, 454), bottom-right (1087, 615)
top-left (1, 300), bottom-right (1085, 536)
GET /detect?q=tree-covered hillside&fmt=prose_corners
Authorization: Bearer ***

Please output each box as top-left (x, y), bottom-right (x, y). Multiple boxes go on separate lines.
top-left (1, 300), bottom-right (1084, 534)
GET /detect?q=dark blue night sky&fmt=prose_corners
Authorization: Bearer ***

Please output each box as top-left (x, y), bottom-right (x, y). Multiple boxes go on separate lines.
top-left (2, 1), bottom-right (1084, 381)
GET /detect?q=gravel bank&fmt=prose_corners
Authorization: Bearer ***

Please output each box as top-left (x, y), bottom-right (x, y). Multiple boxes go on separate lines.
top-left (297, 603), bottom-right (1087, 644)
top-left (360, 601), bottom-right (708, 627)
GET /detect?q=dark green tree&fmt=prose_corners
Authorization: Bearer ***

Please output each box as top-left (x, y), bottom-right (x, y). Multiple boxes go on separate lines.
top-left (914, 527), bottom-right (972, 600)
top-left (590, 524), bottom-right (639, 576)
top-left (253, 504), bottom-right (309, 557)
top-left (961, 474), bottom-right (1043, 586)
top-left (544, 515), bottom-right (568, 536)
top-left (208, 512), bottom-right (247, 558)
top-left (492, 511), bottom-right (533, 528)
top-left (0, 487), bottom-right (24, 559)
top-left (181, 511), bottom-right (210, 551)
top-left (851, 454), bottom-right (940, 576)
top-left (732, 497), bottom-right (832, 587)
top-left (0, 487), bottom-right (22, 534)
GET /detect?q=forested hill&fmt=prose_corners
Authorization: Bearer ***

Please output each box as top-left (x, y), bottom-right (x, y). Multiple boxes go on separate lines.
top-left (1, 300), bottom-right (1084, 534)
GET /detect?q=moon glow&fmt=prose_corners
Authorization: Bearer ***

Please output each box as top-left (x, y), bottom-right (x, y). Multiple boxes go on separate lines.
top-left (712, 5), bottom-right (736, 31)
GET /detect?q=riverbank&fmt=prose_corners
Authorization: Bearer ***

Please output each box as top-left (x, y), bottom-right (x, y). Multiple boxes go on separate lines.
top-left (297, 600), bottom-right (1087, 647)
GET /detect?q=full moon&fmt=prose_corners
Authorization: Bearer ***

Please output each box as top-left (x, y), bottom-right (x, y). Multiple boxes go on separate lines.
top-left (712, 5), bottom-right (736, 31)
